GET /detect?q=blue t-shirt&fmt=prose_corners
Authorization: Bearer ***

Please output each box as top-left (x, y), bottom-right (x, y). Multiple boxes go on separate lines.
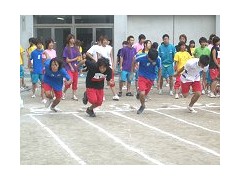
top-left (43, 59), bottom-right (71, 91)
top-left (30, 49), bottom-right (44, 74)
top-left (136, 54), bottom-right (161, 81)
top-left (158, 43), bottom-right (176, 65)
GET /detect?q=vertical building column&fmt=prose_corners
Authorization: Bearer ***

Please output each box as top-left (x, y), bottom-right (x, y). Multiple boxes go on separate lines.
top-left (113, 15), bottom-right (127, 68)
top-left (216, 15), bottom-right (220, 36)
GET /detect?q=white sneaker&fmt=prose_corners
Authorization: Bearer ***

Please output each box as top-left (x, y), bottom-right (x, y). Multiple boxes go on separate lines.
top-left (209, 92), bottom-right (216, 98)
top-left (42, 99), bottom-right (47, 104)
top-left (215, 94), bottom-right (220, 98)
top-left (31, 94), bottom-right (36, 98)
top-left (72, 95), bottom-right (78, 101)
top-left (62, 93), bottom-right (66, 100)
top-left (165, 83), bottom-right (169, 87)
top-left (175, 94), bottom-right (179, 99)
top-left (112, 94), bottom-right (119, 101)
top-left (122, 86), bottom-right (127, 90)
top-left (169, 90), bottom-right (173, 96)
top-left (103, 96), bottom-right (105, 101)
top-left (158, 89), bottom-right (163, 95)
top-left (187, 106), bottom-right (197, 113)
top-left (201, 89), bottom-right (205, 95)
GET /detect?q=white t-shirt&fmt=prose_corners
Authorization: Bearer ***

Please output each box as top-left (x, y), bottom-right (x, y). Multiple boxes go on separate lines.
top-left (96, 45), bottom-right (113, 67)
top-left (87, 45), bottom-right (101, 61)
top-left (180, 58), bottom-right (208, 83)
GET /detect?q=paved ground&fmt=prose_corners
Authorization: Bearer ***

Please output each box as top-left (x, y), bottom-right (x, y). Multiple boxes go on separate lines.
top-left (20, 73), bottom-right (220, 165)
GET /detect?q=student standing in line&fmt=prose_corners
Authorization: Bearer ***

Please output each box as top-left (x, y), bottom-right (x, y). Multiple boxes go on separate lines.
top-left (62, 34), bottom-right (81, 101)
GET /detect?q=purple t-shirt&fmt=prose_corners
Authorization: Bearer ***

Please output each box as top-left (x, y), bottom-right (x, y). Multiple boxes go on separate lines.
top-left (63, 46), bottom-right (80, 71)
top-left (120, 46), bottom-right (137, 72)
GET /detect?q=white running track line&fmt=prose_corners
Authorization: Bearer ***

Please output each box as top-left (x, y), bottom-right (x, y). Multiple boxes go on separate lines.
top-left (149, 110), bottom-right (220, 134)
top-left (111, 111), bottom-right (220, 157)
top-left (28, 114), bottom-right (86, 165)
top-left (72, 114), bottom-right (164, 165)
top-left (195, 108), bottom-right (220, 115)
top-left (172, 105), bottom-right (220, 115)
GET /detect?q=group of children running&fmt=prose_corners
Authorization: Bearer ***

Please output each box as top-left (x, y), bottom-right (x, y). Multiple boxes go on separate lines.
top-left (20, 32), bottom-right (220, 116)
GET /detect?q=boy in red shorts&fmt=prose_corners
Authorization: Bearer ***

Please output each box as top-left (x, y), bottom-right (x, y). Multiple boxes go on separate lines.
top-left (174, 55), bottom-right (210, 113)
top-left (79, 57), bottom-right (113, 117)
top-left (43, 55), bottom-right (72, 112)
top-left (134, 48), bottom-right (162, 114)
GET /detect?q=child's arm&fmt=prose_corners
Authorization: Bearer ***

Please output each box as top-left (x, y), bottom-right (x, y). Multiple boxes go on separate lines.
top-left (173, 66), bottom-right (184, 77)
top-left (212, 49), bottom-right (220, 68)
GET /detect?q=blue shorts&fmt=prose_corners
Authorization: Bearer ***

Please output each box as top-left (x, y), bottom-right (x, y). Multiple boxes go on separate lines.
top-left (161, 64), bottom-right (174, 78)
top-left (20, 65), bottom-right (24, 78)
top-left (206, 69), bottom-right (212, 84)
top-left (31, 73), bottom-right (43, 84)
top-left (121, 70), bottom-right (132, 83)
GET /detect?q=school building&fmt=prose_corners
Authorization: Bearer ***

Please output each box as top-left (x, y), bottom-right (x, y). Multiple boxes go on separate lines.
top-left (20, 15), bottom-right (220, 63)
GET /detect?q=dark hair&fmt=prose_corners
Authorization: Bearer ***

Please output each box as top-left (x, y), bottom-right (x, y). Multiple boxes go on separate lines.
top-left (50, 58), bottom-right (63, 71)
top-left (75, 39), bottom-right (82, 47)
top-left (138, 34), bottom-right (146, 42)
top-left (127, 35), bottom-right (134, 42)
top-left (101, 35), bottom-right (109, 42)
top-left (66, 34), bottom-right (75, 45)
top-left (179, 34), bottom-right (187, 43)
top-left (35, 38), bottom-right (43, 45)
top-left (162, 34), bottom-right (169, 40)
top-left (209, 34), bottom-right (216, 41)
top-left (212, 36), bottom-right (220, 45)
top-left (152, 42), bottom-right (159, 49)
top-left (97, 57), bottom-right (110, 67)
top-left (45, 38), bottom-right (54, 49)
top-left (199, 55), bottom-right (210, 67)
top-left (178, 41), bottom-right (186, 47)
top-left (189, 40), bottom-right (195, 44)
top-left (199, 37), bottom-right (207, 44)
top-left (148, 48), bottom-right (158, 61)
top-left (142, 40), bottom-right (152, 53)
top-left (122, 41), bottom-right (128, 45)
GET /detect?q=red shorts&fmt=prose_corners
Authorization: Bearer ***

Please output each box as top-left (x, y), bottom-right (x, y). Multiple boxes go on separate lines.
top-left (86, 88), bottom-right (104, 107)
top-left (209, 68), bottom-right (220, 80)
top-left (43, 83), bottom-right (62, 99)
top-left (181, 81), bottom-right (202, 94)
top-left (174, 74), bottom-right (181, 90)
top-left (138, 76), bottom-right (153, 96)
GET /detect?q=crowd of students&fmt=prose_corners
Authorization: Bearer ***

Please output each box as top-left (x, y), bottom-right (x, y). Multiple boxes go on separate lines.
top-left (20, 32), bottom-right (220, 115)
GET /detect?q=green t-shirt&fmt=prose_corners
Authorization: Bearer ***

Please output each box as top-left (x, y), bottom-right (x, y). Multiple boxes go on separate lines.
top-left (193, 47), bottom-right (210, 58)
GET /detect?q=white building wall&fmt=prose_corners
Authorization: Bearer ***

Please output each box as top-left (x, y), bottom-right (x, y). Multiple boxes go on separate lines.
top-left (173, 15), bottom-right (216, 45)
top-left (127, 15), bottom-right (174, 44)
top-left (126, 15), bottom-right (217, 46)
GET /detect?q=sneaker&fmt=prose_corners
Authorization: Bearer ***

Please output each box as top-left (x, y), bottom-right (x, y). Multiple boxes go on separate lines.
top-left (209, 92), bottom-right (216, 98)
top-left (45, 98), bottom-right (54, 108)
top-left (31, 94), bottom-right (36, 98)
top-left (126, 92), bottom-right (134, 96)
top-left (112, 94), bottom-right (119, 101)
top-left (201, 89), bottom-right (205, 95)
top-left (118, 91), bottom-right (122, 97)
top-left (122, 86), bottom-right (127, 90)
top-left (187, 106), bottom-right (197, 113)
top-left (158, 89), bottom-right (163, 95)
top-left (137, 105), bottom-right (145, 114)
top-left (42, 99), bottom-right (47, 104)
top-left (62, 93), bottom-right (66, 100)
top-left (165, 83), bottom-right (169, 87)
top-left (86, 107), bottom-right (96, 117)
top-left (215, 94), bottom-right (220, 98)
top-left (82, 91), bottom-right (88, 105)
top-left (175, 94), bottom-right (179, 99)
top-left (169, 90), bottom-right (173, 96)
top-left (50, 106), bottom-right (58, 112)
top-left (103, 96), bottom-right (106, 101)
top-left (72, 95), bottom-right (78, 101)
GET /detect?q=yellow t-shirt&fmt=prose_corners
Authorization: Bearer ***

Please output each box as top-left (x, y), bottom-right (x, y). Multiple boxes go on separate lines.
top-left (20, 46), bottom-right (24, 65)
top-left (174, 51), bottom-right (192, 71)
top-left (27, 45), bottom-right (37, 58)
top-left (190, 48), bottom-right (195, 58)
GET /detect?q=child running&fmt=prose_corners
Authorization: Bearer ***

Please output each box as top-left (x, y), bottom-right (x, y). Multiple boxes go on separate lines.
top-left (174, 55), bottom-right (210, 113)
top-left (78, 57), bottom-right (114, 117)
top-left (43, 52), bottom-right (72, 112)
top-left (134, 48), bottom-right (162, 114)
